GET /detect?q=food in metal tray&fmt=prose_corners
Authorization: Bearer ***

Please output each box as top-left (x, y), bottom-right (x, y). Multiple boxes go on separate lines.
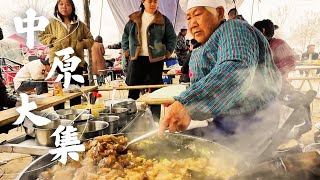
top-left (37, 135), bottom-right (237, 180)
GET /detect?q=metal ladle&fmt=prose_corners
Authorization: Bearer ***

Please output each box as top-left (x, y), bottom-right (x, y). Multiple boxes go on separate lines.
top-left (124, 128), bottom-right (161, 149)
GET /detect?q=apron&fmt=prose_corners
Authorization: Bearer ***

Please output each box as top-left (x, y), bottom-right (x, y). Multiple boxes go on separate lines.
top-left (198, 100), bottom-right (280, 163)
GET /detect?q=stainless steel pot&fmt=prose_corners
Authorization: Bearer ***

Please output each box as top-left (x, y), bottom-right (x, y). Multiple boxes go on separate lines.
top-left (76, 121), bottom-right (109, 142)
top-left (113, 101), bottom-right (137, 115)
top-left (95, 115), bottom-right (120, 134)
top-left (34, 119), bottom-right (73, 147)
top-left (99, 108), bottom-right (128, 128)
top-left (56, 109), bottom-right (89, 119)
top-left (65, 114), bottom-right (94, 122)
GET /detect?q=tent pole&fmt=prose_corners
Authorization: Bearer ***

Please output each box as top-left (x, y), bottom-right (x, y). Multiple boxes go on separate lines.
top-left (251, 0), bottom-right (255, 24)
top-left (173, 0), bottom-right (180, 30)
top-left (99, 0), bottom-right (104, 35)
top-left (83, 0), bottom-right (94, 86)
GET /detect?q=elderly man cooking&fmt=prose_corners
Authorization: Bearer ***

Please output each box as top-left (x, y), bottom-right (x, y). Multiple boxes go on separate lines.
top-left (159, 0), bottom-right (282, 162)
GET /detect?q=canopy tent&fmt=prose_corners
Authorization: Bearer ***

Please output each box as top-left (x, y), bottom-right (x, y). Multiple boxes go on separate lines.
top-left (8, 34), bottom-right (46, 51)
top-left (106, 0), bottom-right (244, 36)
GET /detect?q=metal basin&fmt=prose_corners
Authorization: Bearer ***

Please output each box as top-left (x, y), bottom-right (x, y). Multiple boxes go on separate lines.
top-left (76, 121), bottom-right (109, 142)
top-left (34, 119), bottom-right (73, 147)
top-left (99, 108), bottom-right (128, 128)
top-left (95, 115), bottom-right (120, 134)
top-left (65, 114), bottom-right (94, 122)
top-left (17, 133), bottom-right (247, 180)
top-left (113, 101), bottom-right (137, 115)
top-left (56, 109), bottom-right (89, 119)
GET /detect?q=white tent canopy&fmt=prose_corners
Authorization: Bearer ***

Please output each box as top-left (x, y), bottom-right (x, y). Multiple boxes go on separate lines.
top-left (106, 0), bottom-right (244, 36)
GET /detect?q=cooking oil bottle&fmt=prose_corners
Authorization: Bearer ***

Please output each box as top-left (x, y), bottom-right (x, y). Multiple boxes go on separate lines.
top-left (53, 82), bottom-right (63, 96)
top-left (91, 93), bottom-right (105, 117)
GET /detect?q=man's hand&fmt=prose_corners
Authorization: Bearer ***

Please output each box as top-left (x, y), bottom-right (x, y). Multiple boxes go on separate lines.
top-left (159, 101), bottom-right (191, 136)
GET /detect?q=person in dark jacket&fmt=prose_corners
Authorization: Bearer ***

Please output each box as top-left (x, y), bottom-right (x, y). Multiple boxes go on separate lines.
top-left (301, 45), bottom-right (319, 60)
top-left (122, 0), bottom-right (177, 100)
top-left (179, 39), bottom-right (201, 83)
top-left (0, 73), bottom-right (18, 111)
top-left (122, 0), bottom-right (177, 122)
top-left (175, 26), bottom-right (189, 66)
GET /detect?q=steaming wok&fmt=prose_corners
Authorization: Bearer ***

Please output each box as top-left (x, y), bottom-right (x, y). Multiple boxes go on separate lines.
top-left (16, 133), bottom-right (247, 180)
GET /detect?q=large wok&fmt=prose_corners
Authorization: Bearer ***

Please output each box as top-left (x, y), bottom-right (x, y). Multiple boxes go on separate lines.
top-left (16, 133), bottom-right (247, 180)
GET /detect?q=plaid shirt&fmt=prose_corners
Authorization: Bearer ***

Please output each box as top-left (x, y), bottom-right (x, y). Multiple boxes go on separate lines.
top-left (269, 38), bottom-right (296, 76)
top-left (175, 20), bottom-right (281, 116)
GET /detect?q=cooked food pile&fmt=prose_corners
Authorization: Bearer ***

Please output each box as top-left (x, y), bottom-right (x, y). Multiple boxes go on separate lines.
top-left (38, 135), bottom-right (237, 180)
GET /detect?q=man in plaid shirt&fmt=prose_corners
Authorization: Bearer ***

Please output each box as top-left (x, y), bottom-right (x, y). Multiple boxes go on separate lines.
top-left (160, 0), bottom-right (282, 162)
top-left (254, 19), bottom-right (296, 77)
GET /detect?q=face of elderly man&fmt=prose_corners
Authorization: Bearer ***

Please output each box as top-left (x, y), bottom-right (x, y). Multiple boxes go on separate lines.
top-left (187, 7), bottom-right (224, 44)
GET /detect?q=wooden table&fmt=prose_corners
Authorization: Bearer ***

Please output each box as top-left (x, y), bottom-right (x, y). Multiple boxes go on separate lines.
top-left (0, 86), bottom-right (98, 126)
top-left (290, 66), bottom-right (320, 90)
top-left (137, 93), bottom-right (175, 105)
top-left (98, 84), bottom-right (173, 91)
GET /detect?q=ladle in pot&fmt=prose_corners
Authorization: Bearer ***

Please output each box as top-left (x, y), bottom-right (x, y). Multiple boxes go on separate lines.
top-left (124, 128), bottom-right (160, 149)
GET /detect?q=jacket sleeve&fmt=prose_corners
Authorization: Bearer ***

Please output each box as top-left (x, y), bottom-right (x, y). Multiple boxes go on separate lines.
top-left (38, 19), bottom-right (56, 46)
top-left (0, 81), bottom-right (17, 109)
top-left (122, 21), bottom-right (131, 58)
top-left (81, 22), bottom-right (94, 49)
top-left (164, 16), bottom-right (177, 57)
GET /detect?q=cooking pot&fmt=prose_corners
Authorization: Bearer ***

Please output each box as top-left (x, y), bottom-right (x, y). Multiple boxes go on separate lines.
top-left (113, 100), bottom-right (137, 115)
top-left (95, 115), bottom-right (120, 134)
top-left (55, 109), bottom-right (89, 119)
top-left (17, 133), bottom-right (247, 180)
top-left (34, 119), bottom-right (73, 147)
top-left (65, 114), bottom-right (94, 122)
top-left (99, 108), bottom-right (128, 128)
top-left (76, 121), bottom-right (109, 142)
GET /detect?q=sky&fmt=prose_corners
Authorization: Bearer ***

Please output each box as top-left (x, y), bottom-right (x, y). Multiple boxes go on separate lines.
top-left (0, 0), bottom-right (320, 52)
